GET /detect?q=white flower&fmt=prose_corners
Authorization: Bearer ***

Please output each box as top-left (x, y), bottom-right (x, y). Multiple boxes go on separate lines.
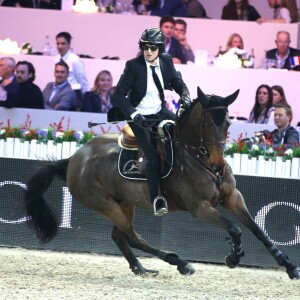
top-left (226, 143), bottom-right (233, 149)
top-left (0, 129), bottom-right (5, 135)
top-left (266, 148), bottom-right (274, 154)
top-left (55, 131), bottom-right (64, 138)
top-left (284, 149), bottom-right (293, 156)
top-left (76, 130), bottom-right (84, 139)
top-left (251, 144), bottom-right (259, 151)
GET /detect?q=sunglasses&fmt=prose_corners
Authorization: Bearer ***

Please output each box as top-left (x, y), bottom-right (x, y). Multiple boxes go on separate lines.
top-left (142, 45), bottom-right (159, 51)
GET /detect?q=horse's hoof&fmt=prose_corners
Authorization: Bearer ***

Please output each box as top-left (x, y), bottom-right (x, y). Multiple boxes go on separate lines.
top-left (287, 266), bottom-right (300, 279)
top-left (225, 255), bottom-right (239, 269)
top-left (131, 265), bottom-right (159, 276)
top-left (177, 262), bottom-right (196, 275)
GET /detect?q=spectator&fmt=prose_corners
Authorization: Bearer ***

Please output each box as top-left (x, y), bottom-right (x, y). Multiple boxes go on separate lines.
top-left (222, 0), bottom-right (261, 21)
top-left (15, 61), bottom-right (44, 109)
top-left (133, 0), bottom-right (187, 17)
top-left (0, 57), bottom-right (18, 108)
top-left (266, 31), bottom-right (300, 71)
top-left (1, 0), bottom-right (60, 8)
top-left (182, 0), bottom-right (208, 18)
top-left (272, 85), bottom-right (288, 105)
top-left (226, 33), bottom-right (244, 51)
top-left (257, 0), bottom-right (299, 24)
top-left (174, 19), bottom-right (195, 63)
top-left (248, 84), bottom-right (275, 125)
top-left (40, 0), bottom-right (61, 9)
top-left (54, 31), bottom-right (89, 110)
top-left (43, 61), bottom-right (76, 111)
top-left (159, 15), bottom-right (186, 64)
top-left (1, 0), bottom-right (33, 7)
top-left (271, 103), bottom-right (299, 146)
top-left (82, 70), bottom-right (114, 113)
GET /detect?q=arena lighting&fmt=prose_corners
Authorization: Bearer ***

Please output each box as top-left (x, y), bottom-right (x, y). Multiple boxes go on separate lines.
top-left (72, 0), bottom-right (99, 14)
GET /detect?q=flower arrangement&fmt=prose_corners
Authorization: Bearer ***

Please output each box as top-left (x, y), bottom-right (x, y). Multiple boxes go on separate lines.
top-left (20, 43), bottom-right (33, 54)
top-left (224, 132), bottom-right (300, 160)
top-left (0, 115), bottom-right (96, 145)
top-left (3, 115), bottom-right (298, 161)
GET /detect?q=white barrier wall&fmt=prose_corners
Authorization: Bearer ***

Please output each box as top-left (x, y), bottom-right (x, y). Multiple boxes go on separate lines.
top-left (0, 7), bottom-right (299, 66)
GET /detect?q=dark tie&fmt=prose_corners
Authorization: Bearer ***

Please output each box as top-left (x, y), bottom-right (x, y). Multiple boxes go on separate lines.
top-left (150, 65), bottom-right (164, 101)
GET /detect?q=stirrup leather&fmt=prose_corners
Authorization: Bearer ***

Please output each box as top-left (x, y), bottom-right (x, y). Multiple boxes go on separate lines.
top-left (153, 196), bottom-right (168, 216)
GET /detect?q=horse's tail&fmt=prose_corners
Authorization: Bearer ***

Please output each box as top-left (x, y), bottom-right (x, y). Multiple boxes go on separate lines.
top-left (24, 158), bottom-right (70, 243)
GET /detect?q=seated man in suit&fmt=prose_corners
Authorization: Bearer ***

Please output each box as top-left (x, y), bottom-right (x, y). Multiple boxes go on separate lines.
top-left (112, 27), bottom-right (191, 216)
top-left (159, 15), bottom-right (186, 64)
top-left (174, 18), bottom-right (195, 63)
top-left (133, 0), bottom-right (187, 17)
top-left (271, 103), bottom-right (299, 146)
top-left (266, 31), bottom-right (300, 71)
top-left (43, 60), bottom-right (76, 111)
top-left (0, 57), bottom-right (19, 108)
top-left (15, 61), bottom-right (44, 109)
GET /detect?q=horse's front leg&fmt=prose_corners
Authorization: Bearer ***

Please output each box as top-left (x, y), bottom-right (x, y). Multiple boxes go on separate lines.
top-left (223, 188), bottom-right (300, 279)
top-left (191, 200), bottom-right (244, 268)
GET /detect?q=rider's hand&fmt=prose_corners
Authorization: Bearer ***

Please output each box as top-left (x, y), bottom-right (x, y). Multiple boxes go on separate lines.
top-left (179, 95), bottom-right (191, 110)
top-left (133, 114), bottom-right (147, 128)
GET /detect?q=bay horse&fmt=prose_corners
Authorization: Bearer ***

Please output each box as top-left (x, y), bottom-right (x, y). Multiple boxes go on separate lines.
top-left (24, 87), bottom-right (300, 279)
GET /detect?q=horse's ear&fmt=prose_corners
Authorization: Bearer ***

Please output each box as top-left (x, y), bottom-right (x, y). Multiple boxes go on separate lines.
top-left (197, 86), bottom-right (209, 106)
top-left (224, 89), bottom-right (240, 106)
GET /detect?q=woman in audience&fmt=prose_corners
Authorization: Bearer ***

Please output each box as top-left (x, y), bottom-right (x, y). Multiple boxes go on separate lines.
top-left (222, 0), bottom-right (261, 21)
top-left (272, 85), bottom-right (288, 105)
top-left (82, 70), bottom-right (114, 113)
top-left (257, 0), bottom-right (299, 24)
top-left (226, 33), bottom-right (244, 51)
top-left (248, 84), bottom-right (275, 125)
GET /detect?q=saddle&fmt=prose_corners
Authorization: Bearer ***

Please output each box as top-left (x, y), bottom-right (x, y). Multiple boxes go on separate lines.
top-left (117, 121), bottom-right (175, 180)
top-left (118, 124), bottom-right (138, 150)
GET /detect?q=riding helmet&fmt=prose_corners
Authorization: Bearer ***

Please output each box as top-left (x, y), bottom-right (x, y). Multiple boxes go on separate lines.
top-left (139, 28), bottom-right (165, 53)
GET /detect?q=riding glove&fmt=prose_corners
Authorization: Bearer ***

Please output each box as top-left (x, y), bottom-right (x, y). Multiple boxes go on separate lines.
top-left (179, 95), bottom-right (191, 109)
top-left (133, 114), bottom-right (147, 128)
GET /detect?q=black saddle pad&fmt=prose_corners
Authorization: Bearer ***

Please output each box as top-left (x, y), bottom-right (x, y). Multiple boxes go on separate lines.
top-left (118, 122), bottom-right (174, 180)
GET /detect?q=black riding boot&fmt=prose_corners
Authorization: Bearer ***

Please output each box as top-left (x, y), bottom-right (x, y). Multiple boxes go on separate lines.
top-left (146, 162), bottom-right (168, 216)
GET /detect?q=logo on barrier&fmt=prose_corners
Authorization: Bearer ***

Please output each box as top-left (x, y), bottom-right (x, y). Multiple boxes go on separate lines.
top-left (1, 181), bottom-right (300, 246)
top-left (0, 181), bottom-right (72, 228)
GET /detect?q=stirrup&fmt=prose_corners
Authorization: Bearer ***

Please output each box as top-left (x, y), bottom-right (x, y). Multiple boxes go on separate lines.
top-left (153, 196), bottom-right (168, 217)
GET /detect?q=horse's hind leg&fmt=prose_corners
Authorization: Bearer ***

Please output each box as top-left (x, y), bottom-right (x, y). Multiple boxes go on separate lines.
top-left (113, 202), bottom-right (195, 276)
top-left (223, 188), bottom-right (300, 279)
top-left (111, 202), bottom-right (158, 275)
top-left (112, 226), bottom-right (159, 276)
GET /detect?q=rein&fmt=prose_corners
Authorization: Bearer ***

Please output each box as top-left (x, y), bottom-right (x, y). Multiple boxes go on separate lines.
top-left (181, 105), bottom-right (228, 189)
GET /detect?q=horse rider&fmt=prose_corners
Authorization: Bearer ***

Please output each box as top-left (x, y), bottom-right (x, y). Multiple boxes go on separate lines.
top-left (112, 27), bottom-right (191, 216)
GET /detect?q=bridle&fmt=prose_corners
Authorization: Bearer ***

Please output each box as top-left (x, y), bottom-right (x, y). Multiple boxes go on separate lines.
top-left (198, 105), bottom-right (229, 154)
top-left (180, 104), bottom-right (229, 189)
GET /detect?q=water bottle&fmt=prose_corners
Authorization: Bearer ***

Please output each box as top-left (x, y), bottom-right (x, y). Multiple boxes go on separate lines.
top-left (215, 46), bottom-right (223, 58)
top-left (42, 35), bottom-right (51, 56)
top-left (249, 48), bottom-right (255, 68)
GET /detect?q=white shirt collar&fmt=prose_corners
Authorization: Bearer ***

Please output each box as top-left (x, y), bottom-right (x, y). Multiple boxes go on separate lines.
top-left (145, 57), bottom-right (160, 69)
